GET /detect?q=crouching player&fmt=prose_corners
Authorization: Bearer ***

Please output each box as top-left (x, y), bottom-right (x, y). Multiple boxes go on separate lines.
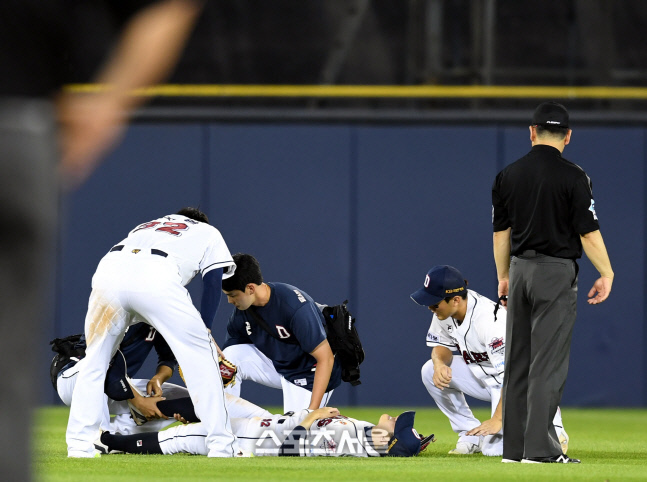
top-left (411, 265), bottom-right (568, 456)
top-left (97, 406), bottom-right (434, 457)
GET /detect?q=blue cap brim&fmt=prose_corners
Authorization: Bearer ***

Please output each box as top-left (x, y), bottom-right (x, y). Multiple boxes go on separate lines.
top-left (410, 288), bottom-right (444, 307)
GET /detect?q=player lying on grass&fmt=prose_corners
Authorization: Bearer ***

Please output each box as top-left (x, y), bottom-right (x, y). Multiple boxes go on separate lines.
top-left (411, 265), bottom-right (568, 456)
top-left (97, 403), bottom-right (434, 457)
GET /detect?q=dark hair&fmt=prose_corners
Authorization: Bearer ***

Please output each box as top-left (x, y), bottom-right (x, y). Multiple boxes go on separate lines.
top-left (176, 207), bottom-right (209, 224)
top-left (221, 253), bottom-right (263, 292)
top-left (535, 124), bottom-right (568, 140)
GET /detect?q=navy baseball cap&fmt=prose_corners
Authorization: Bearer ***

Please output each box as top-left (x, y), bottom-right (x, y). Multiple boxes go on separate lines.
top-left (410, 265), bottom-right (466, 307)
top-left (384, 411), bottom-right (433, 457)
top-left (532, 101), bottom-right (569, 128)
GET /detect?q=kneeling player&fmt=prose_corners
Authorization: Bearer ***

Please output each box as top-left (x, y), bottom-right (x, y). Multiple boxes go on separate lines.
top-left (411, 265), bottom-right (568, 456)
top-left (98, 406), bottom-right (433, 457)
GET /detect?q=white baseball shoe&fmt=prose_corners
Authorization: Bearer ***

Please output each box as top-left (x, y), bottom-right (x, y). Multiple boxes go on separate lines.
top-left (448, 440), bottom-right (482, 455)
top-left (68, 450), bottom-right (101, 458)
top-left (127, 380), bottom-right (148, 426)
top-left (128, 401), bottom-right (148, 426)
top-left (558, 429), bottom-right (569, 454)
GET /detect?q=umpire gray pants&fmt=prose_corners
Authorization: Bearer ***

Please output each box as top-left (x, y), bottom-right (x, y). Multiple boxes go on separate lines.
top-left (501, 251), bottom-right (577, 460)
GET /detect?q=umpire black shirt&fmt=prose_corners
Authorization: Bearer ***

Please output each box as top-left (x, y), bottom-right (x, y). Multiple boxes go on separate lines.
top-left (492, 144), bottom-right (600, 259)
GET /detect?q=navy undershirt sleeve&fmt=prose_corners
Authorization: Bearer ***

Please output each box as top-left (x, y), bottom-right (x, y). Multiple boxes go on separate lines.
top-left (279, 425), bottom-right (308, 456)
top-left (200, 268), bottom-right (223, 330)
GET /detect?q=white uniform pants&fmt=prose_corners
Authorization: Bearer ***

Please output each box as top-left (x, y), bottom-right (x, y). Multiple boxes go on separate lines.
top-left (58, 358), bottom-right (272, 434)
top-left (66, 252), bottom-right (238, 457)
top-left (58, 360), bottom-right (186, 434)
top-left (223, 344), bottom-right (333, 413)
top-left (421, 355), bottom-right (564, 456)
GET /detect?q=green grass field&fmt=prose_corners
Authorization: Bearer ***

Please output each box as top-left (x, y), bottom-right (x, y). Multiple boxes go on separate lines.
top-left (36, 406), bottom-right (647, 481)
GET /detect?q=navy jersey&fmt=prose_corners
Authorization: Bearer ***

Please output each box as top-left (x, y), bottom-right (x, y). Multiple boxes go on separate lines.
top-left (223, 282), bottom-right (341, 391)
top-left (69, 321), bottom-right (177, 400)
top-left (114, 322), bottom-right (176, 378)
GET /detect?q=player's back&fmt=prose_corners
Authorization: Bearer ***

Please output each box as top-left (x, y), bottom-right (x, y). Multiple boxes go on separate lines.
top-left (115, 214), bottom-right (233, 285)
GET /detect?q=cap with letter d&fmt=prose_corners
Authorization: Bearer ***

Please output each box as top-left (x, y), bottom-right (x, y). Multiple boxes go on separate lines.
top-left (410, 265), bottom-right (466, 307)
top-left (384, 411), bottom-right (435, 457)
top-left (532, 101), bottom-right (569, 128)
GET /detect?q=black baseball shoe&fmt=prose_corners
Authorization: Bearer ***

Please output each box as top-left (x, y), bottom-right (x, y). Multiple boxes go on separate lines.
top-left (522, 454), bottom-right (581, 464)
top-left (94, 431), bottom-right (123, 455)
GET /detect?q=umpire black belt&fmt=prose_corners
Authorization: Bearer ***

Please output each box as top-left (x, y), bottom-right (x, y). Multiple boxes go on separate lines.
top-left (109, 245), bottom-right (168, 257)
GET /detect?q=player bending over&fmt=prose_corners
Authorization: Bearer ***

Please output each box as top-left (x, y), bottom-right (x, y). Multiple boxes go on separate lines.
top-left (97, 405), bottom-right (433, 457)
top-left (53, 323), bottom-right (270, 436)
top-left (221, 253), bottom-right (342, 412)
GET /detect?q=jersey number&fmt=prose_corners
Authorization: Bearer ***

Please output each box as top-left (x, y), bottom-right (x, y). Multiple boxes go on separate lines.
top-left (133, 221), bottom-right (189, 237)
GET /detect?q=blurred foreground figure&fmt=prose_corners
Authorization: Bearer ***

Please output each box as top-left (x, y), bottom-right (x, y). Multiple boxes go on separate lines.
top-left (0, 0), bottom-right (203, 479)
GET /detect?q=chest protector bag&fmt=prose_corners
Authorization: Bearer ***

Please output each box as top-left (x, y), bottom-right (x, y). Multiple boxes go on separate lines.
top-left (248, 300), bottom-right (365, 386)
top-left (321, 301), bottom-right (365, 386)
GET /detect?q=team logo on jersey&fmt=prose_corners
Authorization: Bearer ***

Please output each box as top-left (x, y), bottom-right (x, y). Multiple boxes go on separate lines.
top-left (293, 290), bottom-right (306, 303)
top-left (245, 321), bottom-right (252, 336)
top-left (489, 337), bottom-right (505, 355)
top-left (427, 333), bottom-right (439, 343)
top-left (589, 199), bottom-right (598, 220)
top-left (294, 378), bottom-right (307, 386)
top-left (446, 325), bottom-right (453, 333)
top-left (276, 325), bottom-right (291, 339)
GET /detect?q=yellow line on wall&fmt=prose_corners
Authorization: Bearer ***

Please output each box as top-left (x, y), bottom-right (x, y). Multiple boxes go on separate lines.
top-left (64, 84), bottom-right (647, 100)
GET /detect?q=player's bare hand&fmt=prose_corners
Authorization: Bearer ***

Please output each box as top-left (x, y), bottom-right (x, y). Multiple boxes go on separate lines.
top-left (497, 280), bottom-right (509, 306)
top-left (432, 365), bottom-right (452, 390)
top-left (587, 276), bottom-right (613, 305)
top-left (174, 413), bottom-right (189, 424)
top-left (312, 407), bottom-right (340, 419)
top-left (466, 417), bottom-right (502, 436)
top-left (147, 377), bottom-right (164, 397)
top-left (133, 395), bottom-right (167, 420)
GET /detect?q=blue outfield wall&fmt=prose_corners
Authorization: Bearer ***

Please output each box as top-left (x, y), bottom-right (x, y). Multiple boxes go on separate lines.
top-left (48, 122), bottom-right (645, 408)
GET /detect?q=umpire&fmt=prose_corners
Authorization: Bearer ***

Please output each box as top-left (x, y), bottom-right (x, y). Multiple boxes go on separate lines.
top-left (492, 102), bottom-right (613, 464)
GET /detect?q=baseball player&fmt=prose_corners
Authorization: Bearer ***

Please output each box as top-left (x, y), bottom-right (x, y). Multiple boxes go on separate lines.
top-left (220, 253), bottom-right (342, 413)
top-left (66, 207), bottom-right (240, 458)
top-left (55, 322), bottom-right (271, 439)
top-left (96, 406), bottom-right (433, 457)
top-left (411, 265), bottom-right (568, 457)
top-left (54, 320), bottom-right (183, 435)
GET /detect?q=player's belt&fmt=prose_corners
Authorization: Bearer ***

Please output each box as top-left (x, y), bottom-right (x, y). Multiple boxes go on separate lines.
top-left (109, 245), bottom-right (168, 257)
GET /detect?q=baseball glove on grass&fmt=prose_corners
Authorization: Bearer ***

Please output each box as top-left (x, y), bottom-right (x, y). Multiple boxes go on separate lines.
top-left (178, 357), bottom-right (237, 388)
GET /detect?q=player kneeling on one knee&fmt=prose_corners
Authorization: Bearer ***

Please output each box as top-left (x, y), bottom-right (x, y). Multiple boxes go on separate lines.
top-left (411, 265), bottom-right (569, 457)
top-left (220, 253), bottom-right (342, 413)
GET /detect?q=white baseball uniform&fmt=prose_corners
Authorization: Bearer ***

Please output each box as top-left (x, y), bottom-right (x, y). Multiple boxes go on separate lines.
top-left (157, 411), bottom-right (379, 457)
top-left (66, 214), bottom-right (239, 458)
top-left (222, 344), bottom-right (334, 413)
top-left (421, 289), bottom-right (565, 456)
top-left (58, 358), bottom-right (271, 435)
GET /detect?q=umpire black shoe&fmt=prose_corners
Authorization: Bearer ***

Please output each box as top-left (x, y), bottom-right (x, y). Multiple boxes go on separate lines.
top-left (522, 454), bottom-right (581, 464)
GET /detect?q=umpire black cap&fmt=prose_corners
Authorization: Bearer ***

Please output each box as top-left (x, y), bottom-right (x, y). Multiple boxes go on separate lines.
top-left (532, 101), bottom-right (569, 128)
